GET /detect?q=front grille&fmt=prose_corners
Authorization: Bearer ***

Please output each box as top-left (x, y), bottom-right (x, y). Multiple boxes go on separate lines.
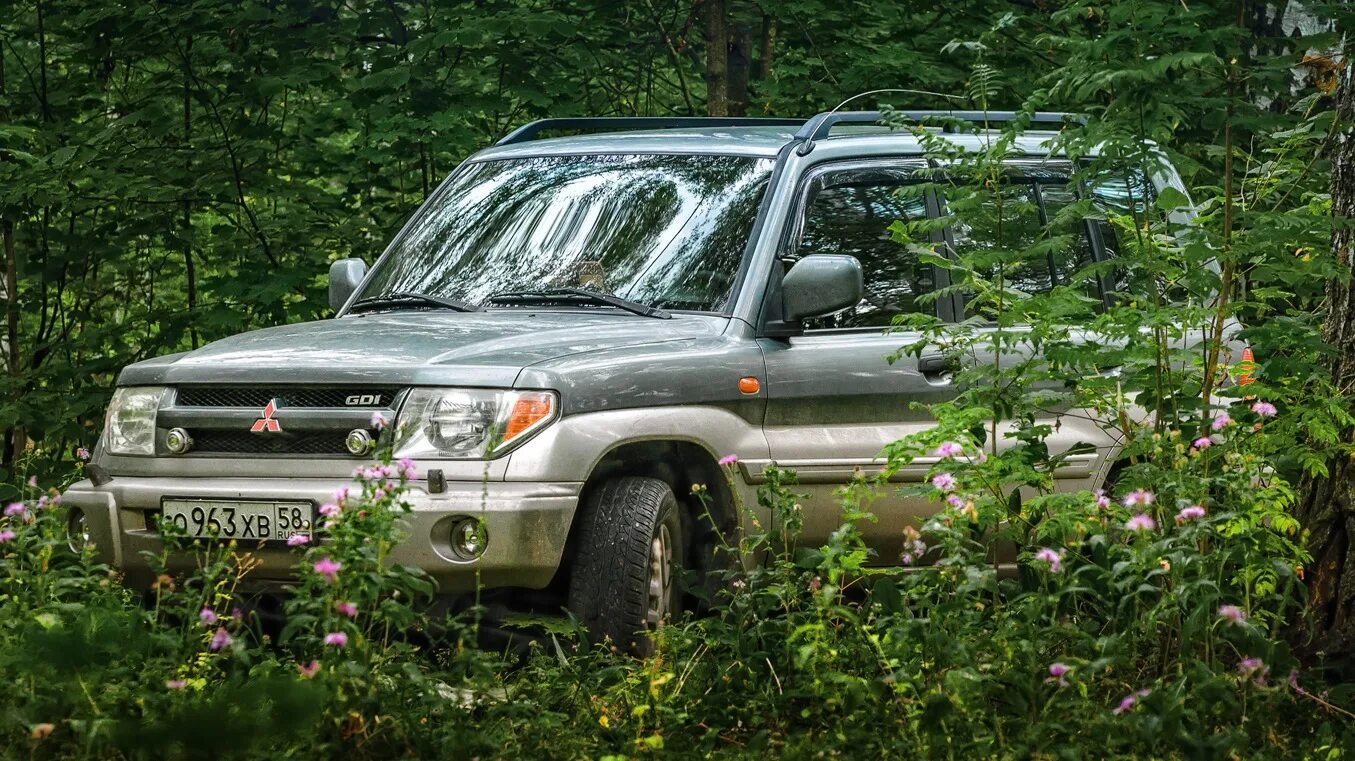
top-left (190, 430), bottom-right (352, 456)
top-left (175, 387), bottom-right (398, 409)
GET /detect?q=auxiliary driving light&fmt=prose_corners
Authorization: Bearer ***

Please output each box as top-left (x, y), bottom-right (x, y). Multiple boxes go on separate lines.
top-left (451, 517), bottom-right (486, 559)
top-left (67, 508), bottom-right (91, 553)
top-left (345, 428), bottom-right (375, 456)
top-left (165, 427), bottom-right (193, 455)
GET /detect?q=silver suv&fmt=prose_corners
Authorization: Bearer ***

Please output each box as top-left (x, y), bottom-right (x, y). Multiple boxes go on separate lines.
top-left (66, 111), bottom-right (1186, 649)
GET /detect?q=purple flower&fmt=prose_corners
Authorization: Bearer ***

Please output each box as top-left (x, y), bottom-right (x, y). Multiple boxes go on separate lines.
top-left (0, 529), bottom-right (16, 543)
top-left (398, 457), bottom-right (417, 480)
top-left (1124, 513), bottom-right (1157, 532)
top-left (718, 454), bottom-right (738, 467)
top-left (76, 447), bottom-right (91, 461)
top-left (1112, 688), bottom-right (1151, 715)
top-left (932, 441), bottom-right (964, 458)
top-left (1035, 547), bottom-right (1063, 573)
top-left (313, 557), bottom-right (342, 583)
top-left (287, 533), bottom-right (310, 547)
top-left (4, 503), bottom-right (26, 518)
top-left (166, 679), bottom-right (187, 690)
top-left (1093, 489), bottom-right (1111, 509)
top-left (1122, 490), bottom-right (1155, 508)
top-left (323, 631), bottom-right (348, 647)
top-left (1175, 505), bottom-right (1206, 524)
top-left (1218, 604), bottom-right (1247, 625)
top-left (334, 601), bottom-right (358, 618)
top-left (1251, 401), bottom-right (1278, 418)
top-left (1193, 437), bottom-right (1212, 449)
top-left (945, 494), bottom-right (964, 509)
top-left (1239, 657), bottom-right (1268, 685)
top-left (1212, 413), bottom-right (1232, 430)
top-left (199, 607), bottom-right (217, 625)
top-left (1048, 662), bottom-right (1071, 687)
top-left (318, 503), bottom-right (340, 518)
top-left (208, 627), bottom-right (233, 652)
top-left (370, 411), bottom-right (388, 429)
top-left (333, 486), bottom-right (351, 504)
top-left (932, 472), bottom-right (956, 492)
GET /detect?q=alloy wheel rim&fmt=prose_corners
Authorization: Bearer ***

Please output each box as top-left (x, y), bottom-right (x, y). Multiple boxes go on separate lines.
top-left (645, 523), bottom-right (673, 628)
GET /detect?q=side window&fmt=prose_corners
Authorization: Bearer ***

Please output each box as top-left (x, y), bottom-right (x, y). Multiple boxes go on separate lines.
top-left (946, 172), bottom-right (1115, 317)
top-left (791, 166), bottom-right (936, 330)
top-left (1088, 173), bottom-right (1157, 296)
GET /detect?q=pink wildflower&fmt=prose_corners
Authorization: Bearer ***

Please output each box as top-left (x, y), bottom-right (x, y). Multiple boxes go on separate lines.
top-left (1094, 489), bottom-right (1111, 509)
top-left (945, 494), bottom-right (964, 509)
top-left (334, 601), bottom-right (358, 618)
top-left (297, 660), bottom-right (320, 679)
top-left (1212, 413), bottom-right (1232, 430)
top-left (1218, 604), bottom-right (1247, 625)
top-left (166, 679), bottom-right (187, 690)
top-left (208, 627), bottom-right (232, 652)
top-left (318, 503), bottom-right (340, 518)
top-left (730, 579), bottom-right (746, 590)
top-left (1193, 437), bottom-right (1212, 449)
top-left (932, 472), bottom-right (956, 492)
top-left (932, 441), bottom-right (964, 458)
top-left (287, 533), bottom-right (310, 547)
top-left (1048, 662), bottom-right (1070, 687)
top-left (718, 454), bottom-right (738, 466)
top-left (1124, 513), bottom-right (1157, 532)
top-left (0, 529), bottom-right (16, 543)
top-left (323, 631), bottom-right (348, 647)
top-left (1113, 688), bottom-right (1151, 715)
top-left (1176, 505), bottom-right (1207, 524)
top-left (1239, 657), bottom-right (1268, 685)
top-left (1251, 401), bottom-right (1278, 417)
top-left (312, 557), bottom-right (341, 583)
top-left (1122, 490), bottom-right (1155, 508)
top-left (370, 411), bottom-right (388, 429)
top-left (76, 447), bottom-right (91, 461)
top-left (26, 476), bottom-right (37, 488)
top-left (1034, 547), bottom-right (1063, 573)
top-left (199, 607), bottom-right (217, 625)
top-left (4, 503), bottom-right (26, 518)
top-left (398, 457), bottom-right (417, 480)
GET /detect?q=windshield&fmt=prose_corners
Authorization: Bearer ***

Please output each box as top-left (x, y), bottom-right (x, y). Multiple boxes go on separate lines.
top-left (356, 153), bottom-right (774, 313)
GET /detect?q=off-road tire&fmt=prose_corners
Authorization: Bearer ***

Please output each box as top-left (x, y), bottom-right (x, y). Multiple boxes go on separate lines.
top-left (568, 476), bottom-right (683, 655)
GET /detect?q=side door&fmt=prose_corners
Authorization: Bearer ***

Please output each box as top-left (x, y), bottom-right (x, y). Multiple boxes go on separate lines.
top-left (753, 159), bottom-right (958, 562)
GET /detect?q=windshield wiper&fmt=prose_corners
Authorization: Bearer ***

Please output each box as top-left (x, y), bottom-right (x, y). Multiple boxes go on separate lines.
top-left (485, 287), bottom-right (671, 319)
top-left (348, 291), bottom-right (480, 314)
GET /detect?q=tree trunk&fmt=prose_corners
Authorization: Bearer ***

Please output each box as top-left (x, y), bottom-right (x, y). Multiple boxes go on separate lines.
top-left (726, 22), bottom-right (752, 116)
top-left (1297, 62), bottom-right (1355, 666)
top-left (704, 0), bottom-right (728, 116)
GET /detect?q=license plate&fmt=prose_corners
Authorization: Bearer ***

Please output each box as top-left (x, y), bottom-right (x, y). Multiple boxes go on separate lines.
top-left (161, 499), bottom-right (314, 542)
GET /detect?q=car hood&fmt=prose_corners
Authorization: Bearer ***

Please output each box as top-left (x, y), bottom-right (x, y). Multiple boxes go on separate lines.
top-left (118, 310), bottom-right (728, 387)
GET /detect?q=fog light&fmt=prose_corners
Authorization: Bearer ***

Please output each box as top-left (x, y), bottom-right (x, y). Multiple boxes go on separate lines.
top-left (345, 429), bottom-right (375, 456)
top-left (67, 508), bottom-right (91, 553)
top-left (165, 427), bottom-right (193, 455)
top-left (451, 517), bottom-right (486, 559)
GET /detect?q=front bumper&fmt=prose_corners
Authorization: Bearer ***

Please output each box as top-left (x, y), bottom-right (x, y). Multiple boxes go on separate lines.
top-left (62, 476), bottom-right (580, 593)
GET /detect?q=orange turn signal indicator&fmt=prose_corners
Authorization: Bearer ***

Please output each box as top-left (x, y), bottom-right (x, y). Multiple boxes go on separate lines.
top-left (503, 392), bottom-right (556, 442)
top-left (738, 377), bottom-right (761, 395)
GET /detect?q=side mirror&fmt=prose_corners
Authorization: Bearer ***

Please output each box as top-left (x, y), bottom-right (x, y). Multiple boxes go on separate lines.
top-left (328, 258), bottom-right (368, 312)
top-left (781, 254), bottom-right (863, 322)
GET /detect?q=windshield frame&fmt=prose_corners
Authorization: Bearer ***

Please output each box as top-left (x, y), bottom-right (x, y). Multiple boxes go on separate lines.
top-left (339, 150), bottom-right (782, 319)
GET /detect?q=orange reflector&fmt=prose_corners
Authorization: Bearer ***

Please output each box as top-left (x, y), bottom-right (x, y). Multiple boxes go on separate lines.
top-left (1238, 347), bottom-right (1257, 386)
top-left (738, 377), bottom-right (761, 395)
top-left (503, 393), bottom-right (555, 442)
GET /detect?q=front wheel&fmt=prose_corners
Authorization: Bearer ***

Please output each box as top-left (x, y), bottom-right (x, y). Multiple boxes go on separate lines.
top-left (568, 476), bottom-right (684, 655)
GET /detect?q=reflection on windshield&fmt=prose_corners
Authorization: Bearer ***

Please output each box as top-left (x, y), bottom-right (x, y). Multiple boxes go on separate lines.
top-left (358, 154), bottom-right (773, 313)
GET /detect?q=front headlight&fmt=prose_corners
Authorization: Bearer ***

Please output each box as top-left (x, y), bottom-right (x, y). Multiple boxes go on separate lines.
top-left (392, 388), bottom-right (557, 460)
top-left (103, 386), bottom-right (166, 456)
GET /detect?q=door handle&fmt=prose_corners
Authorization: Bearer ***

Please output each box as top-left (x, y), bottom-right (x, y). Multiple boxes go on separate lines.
top-left (918, 354), bottom-right (958, 381)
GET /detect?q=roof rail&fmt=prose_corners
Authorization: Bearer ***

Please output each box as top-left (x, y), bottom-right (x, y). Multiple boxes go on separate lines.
top-left (495, 117), bottom-right (807, 146)
top-left (794, 110), bottom-right (1086, 154)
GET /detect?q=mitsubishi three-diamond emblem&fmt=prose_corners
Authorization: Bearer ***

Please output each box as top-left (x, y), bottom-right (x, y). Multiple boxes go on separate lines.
top-left (250, 399), bottom-right (282, 433)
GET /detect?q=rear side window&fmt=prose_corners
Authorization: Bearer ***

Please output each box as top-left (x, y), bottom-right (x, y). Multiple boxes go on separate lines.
top-left (790, 165), bottom-right (937, 330)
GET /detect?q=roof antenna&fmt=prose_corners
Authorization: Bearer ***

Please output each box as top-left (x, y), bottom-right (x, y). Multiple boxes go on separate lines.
top-left (827, 88), bottom-right (965, 115)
